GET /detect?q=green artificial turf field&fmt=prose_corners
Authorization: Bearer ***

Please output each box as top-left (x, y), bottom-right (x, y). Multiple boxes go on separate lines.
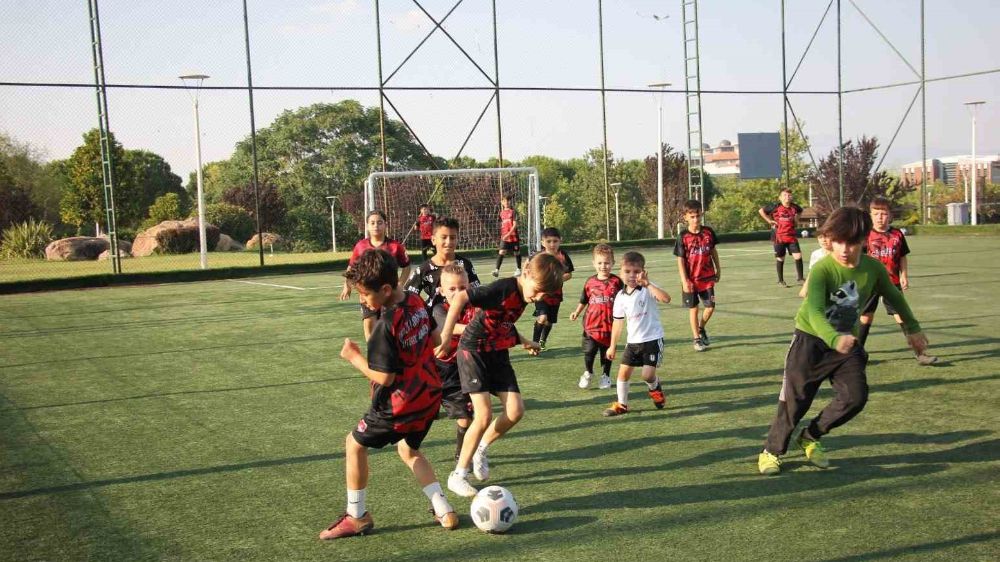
top-left (1, 236), bottom-right (997, 561)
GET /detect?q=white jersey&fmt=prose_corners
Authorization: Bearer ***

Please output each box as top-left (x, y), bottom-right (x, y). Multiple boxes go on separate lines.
top-left (612, 285), bottom-right (664, 344)
top-left (808, 248), bottom-right (829, 271)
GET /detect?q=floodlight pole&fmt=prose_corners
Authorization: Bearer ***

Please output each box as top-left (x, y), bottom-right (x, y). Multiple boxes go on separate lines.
top-left (180, 73), bottom-right (210, 270)
top-left (326, 196), bottom-right (338, 253)
top-left (965, 101), bottom-right (985, 225)
top-left (611, 182), bottom-right (622, 242)
top-left (649, 82), bottom-right (672, 239)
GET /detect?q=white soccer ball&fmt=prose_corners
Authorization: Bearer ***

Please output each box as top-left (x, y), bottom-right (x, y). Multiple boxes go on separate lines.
top-left (800, 229), bottom-right (810, 238)
top-left (470, 485), bottom-right (518, 533)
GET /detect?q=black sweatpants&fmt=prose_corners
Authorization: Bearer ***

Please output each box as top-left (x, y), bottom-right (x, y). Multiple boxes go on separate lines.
top-left (764, 329), bottom-right (870, 455)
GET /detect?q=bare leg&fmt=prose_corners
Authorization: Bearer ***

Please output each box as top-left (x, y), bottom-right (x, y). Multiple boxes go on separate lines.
top-left (480, 391), bottom-right (525, 447)
top-left (345, 433), bottom-right (369, 490)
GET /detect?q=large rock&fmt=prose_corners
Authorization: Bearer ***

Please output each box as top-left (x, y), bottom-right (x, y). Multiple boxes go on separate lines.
top-left (132, 219), bottom-right (220, 257)
top-left (216, 233), bottom-right (244, 252)
top-left (245, 232), bottom-right (288, 251)
top-left (45, 237), bottom-right (109, 261)
top-left (98, 248), bottom-right (131, 261)
top-left (100, 235), bottom-right (132, 255)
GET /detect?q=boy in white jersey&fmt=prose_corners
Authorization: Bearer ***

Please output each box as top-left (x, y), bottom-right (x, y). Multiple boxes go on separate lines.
top-left (603, 251), bottom-right (672, 416)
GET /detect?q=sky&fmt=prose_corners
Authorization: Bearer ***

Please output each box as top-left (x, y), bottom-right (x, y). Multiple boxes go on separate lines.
top-left (1, 0), bottom-right (998, 183)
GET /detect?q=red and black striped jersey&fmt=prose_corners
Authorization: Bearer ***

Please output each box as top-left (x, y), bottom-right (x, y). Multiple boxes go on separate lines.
top-left (673, 226), bottom-right (719, 292)
top-left (416, 214), bottom-right (436, 240)
top-left (865, 227), bottom-right (910, 286)
top-left (762, 202), bottom-right (803, 243)
top-left (365, 292), bottom-right (441, 432)
top-left (533, 249), bottom-right (574, 305)
top-left (432, 301), bottom-right (477, 364)
top-left (500, 208), bottom-right (519, 242)
top-left (579, 274), bottom-right (624, 346)
top-left (349, 238), bottom-right (411, 269)
top-left (459, 277), bottom-right (527, 352)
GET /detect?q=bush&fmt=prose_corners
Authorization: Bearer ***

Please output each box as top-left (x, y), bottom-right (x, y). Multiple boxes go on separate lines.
top-left (0, 218), bottom-right (54, 259)
top-left (205, 202), bottom-right (254, 243)
top-left (141, 192), bottom-right (185, 231)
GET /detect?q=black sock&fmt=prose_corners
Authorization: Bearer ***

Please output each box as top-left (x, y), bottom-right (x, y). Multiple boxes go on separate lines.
top-left (776, 260), bottom-right (785, 283)
top-left (584, 351), bottom-right (597, 373)
top-left (600, 351), bottom-right (613, 376)
top-left (533, 323), bottom-right (544, 342)
top-left (540, 324), bottom-right (553, 342)
top-left (515, 253), bottom-right (523, 269)
top-left (455, 425), bottom-right (468, 460)
top-left (495, 254), bottom-right (504, 270)
top-left (794, 258), bottom-right (804, 281)
top-left (858, 322), bottom-right (872, 348)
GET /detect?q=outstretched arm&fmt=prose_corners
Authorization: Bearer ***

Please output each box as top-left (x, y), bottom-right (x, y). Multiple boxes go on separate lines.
top-left (340, 338), bottom-right (395, 386)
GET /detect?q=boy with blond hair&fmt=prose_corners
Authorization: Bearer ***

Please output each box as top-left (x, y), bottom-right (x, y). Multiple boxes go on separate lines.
top-left (570, 243), bottom-right (623, 389)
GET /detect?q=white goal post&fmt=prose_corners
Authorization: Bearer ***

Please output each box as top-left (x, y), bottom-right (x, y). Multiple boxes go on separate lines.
top-left (364, 167), bottom-right (542, 253)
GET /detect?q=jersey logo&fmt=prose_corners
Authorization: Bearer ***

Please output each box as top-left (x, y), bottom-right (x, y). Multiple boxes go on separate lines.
top-left (356, 419), bottom-right (368, 433)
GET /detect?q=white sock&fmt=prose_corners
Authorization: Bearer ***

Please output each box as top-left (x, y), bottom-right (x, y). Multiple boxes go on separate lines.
top-left (645, 376), bottom-right (660, 390)
top-left (617, 379), bottom-right (629, 406)
top-left (422, 482), bottom-right (453, 516)
top-left (475, 442), bottom-right (488, 456)
top-left (346, 488), bottom-right (366, 518)
top-left (453, 467), bottom-right (469, 478)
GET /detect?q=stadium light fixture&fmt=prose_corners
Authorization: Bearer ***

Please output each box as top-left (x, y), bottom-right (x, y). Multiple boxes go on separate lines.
top-left (648, 82), bottom-right (672, 240)
top-left (326, 196), bottom-right (338, 253)
top-left (179, 73), bottom-right (210, 269)
top-left (611, 182), bottom-right (622, 241)
top-left (964, 100), bottom-right (985, 225)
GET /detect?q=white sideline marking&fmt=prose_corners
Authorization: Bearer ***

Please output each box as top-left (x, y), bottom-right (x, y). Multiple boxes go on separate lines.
top-left (228, 279), bottom-right (320, 291)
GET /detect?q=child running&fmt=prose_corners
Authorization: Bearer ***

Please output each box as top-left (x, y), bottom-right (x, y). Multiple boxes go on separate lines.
top-left (674, 199), bottom-right (721, 352)
top-left (570, 243), bottom-right (623, 390)
top-left (340, 210), bottom-right (411, 341)
top-left (603, 251), bottom-right (672, 417)
top-left (758, 206), bottom-right (931, 476)
top-left (432, 264), bottom-right (477, 461)
top-left (319, 249), bottom-right (457, 540)
top-left (436, 253), bottom-right (564, 496)
top-left (492, 195), bottom-right (522, 278)
top-left (404, 216), bottom-right (480, 308)
top-left (859, 197), bottom-right (938, 365)
top-left (414, 204), bottom-right (437, 260)
top-left (532, 227), bottom-right (574, 351)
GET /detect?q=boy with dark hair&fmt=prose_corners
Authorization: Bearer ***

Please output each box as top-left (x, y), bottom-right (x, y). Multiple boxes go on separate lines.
top-left (758, 206), bottom-right (931, 476)
top-left (532, 227), bottom-right (574, 351)
top-left (674, 199), bottom-right (721, 352)
top-left (436, 253), bottom-right (564, 496)
top-left (570, 243), bottom-right (623, 390)
top-left (859, 197), bottom-right (938, 365)
top-left (414, 204), bottom-right (437, 260)
top-left (603, 251), bottom-right (672, 417)
top-left (759, 188), bottom-right (805, 287)
top-left (320, 249), bottom-right (458, 540)
top-left (432, 263), bottom-right (477, 461)
top-left (492, 195), bottom-right (522, 278)
top-left (404, 216), bottom-right (480, 308)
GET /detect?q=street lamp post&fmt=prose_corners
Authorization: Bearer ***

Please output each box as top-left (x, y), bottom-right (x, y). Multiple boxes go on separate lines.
top-left (648, 82), bottom-right (671, 239)
top-left (611, 182), bottom-right (622, 242)
top-left (179, 73), bottom-right (210, 269)
top-left (326, 196), bottom-right (338, 253)
top-left (964, 101), bottom-right (985, 226)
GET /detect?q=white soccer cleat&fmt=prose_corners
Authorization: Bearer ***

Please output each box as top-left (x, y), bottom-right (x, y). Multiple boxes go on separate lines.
top-left (447, 472), bottom-right (478, 498)
top-left (598, 374), bottom-right (612, 389)
top-left (578, 371), bottom-right (593, 389)
top-left (512, 268), bottom-right (522, 277)
top-left (472, 449), bottom-right (490, 481)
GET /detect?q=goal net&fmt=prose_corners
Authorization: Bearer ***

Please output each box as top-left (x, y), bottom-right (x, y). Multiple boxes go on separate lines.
top-left (364, 167), bottom-right (541, 253)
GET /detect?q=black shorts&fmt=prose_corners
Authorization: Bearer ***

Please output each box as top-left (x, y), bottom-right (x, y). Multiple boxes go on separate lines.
top-left (582, 334), bottom-right (609, 356)
top-left (500, 241), bottom-right (520, 253)
top-left (457, 348), bottom-right (520, 395)
top-left (862, 284), bottom-right (902, 316)
top-left (533, 301), bottom-right (561, 323)
top-left (622, 339), bottom-right (664, 368)
top-left (360, 303), bottom-right (380, 320)
top-left (682, 287), bottom-right (716, 309)
top-left (436, 360), bottom-right (472, 419)
top-left (420, 238), bottom-right (433, 250)
top-left (352, 416), bottom-right (433, 450)
top-left (773, 241), bottom-right (801, 258)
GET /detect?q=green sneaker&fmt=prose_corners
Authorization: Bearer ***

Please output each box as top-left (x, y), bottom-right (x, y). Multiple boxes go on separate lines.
top-left (796, 431), bottom-right (831, 468)
top-left (758, 450), bottom-right (781, 475)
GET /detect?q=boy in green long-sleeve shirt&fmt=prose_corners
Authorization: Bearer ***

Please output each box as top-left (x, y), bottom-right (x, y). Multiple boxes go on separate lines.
top-left (758, 206), bottom-right (930, 475)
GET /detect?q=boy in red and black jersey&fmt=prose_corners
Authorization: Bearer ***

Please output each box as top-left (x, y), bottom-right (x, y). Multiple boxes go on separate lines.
top-left (320, 249), bottom-right (458, 541)
top-left (759, 188), bottom-right (805, 287)
top-left (340, 210), bottom-right (412, 341)
top-left (858, 197), bottom-right (937, 365)
top-left (404, 217), bottom-right (480, 309)
top-left (431, 263), bottom-right (477, 461)
top-left (492, 196), bottom-right (523, 277)
top-left (413, 204), bottom-right (437, 260)
top-left (570, 243), bottom-right (623, 390)
top-left (531, 227), bottom-right (575, 350)
top-left (675, 199), bottom-right (722, 352)
top-left (435, 253), bottom-right (564, 497)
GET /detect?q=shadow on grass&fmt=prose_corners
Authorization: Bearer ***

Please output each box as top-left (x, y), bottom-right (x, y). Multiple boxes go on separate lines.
top-left (823, 531), bottom-right (1000, 561)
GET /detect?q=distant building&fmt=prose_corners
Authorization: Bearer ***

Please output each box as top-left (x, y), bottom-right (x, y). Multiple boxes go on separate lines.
top-left (901, 155), bottom-right (999, 186)
top-left (702, 139), bottom-right (740, 176)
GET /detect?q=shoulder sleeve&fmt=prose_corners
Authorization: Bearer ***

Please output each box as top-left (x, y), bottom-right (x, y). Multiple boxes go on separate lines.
top-left (793, 203), bottom-right (804, 214)
top-left (672, 235), bottom-right (685, 257)
top-left (366, 319), bottom-right (403, 375)
top-left (403, 263), bottom-right (423, 295)
top-left (708, 227), bottom-right (719, 246)
top-left (579, 281), bottom-right (589, 305)
top-left (393, 242), bottom-right (410, 267)
top-left (899, 232), bottom-right (911, 256)
top-left (563, 251), bottom-right (575, 272)
top-left (612, 291), bottom-right (626, 319)
top-left (348, 240), bottom-right (365, 266)
top-left (467, 279), bottom-right (509, 309)
top-left (762, 203), bottom-right (776, 215)
top-left (463, 258), bottom-right (481, 287)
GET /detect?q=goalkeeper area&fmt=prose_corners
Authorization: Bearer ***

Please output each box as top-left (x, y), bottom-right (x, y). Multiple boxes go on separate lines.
top-left (0, 236), bottom-right (997, 560)
top-left (365, 167), bottom-right (541, 252)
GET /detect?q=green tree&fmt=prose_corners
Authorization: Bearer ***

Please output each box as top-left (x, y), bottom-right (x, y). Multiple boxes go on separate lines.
top-left (0, 132), bottom-right (64, 227)
top-left (126, 150), bottom-right (186, 219)
top-left (809, 136), bottom-right (909, 216)
top-left (0, 157), bottom-right (38, 237)
top-left (61, 129), bottom-right (136, 234)
top-left (142, 192), bottom-right (186, 229)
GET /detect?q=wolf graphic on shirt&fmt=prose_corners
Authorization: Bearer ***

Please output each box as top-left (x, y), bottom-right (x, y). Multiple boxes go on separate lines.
top-left (825, 280), bottom-right (859, 334)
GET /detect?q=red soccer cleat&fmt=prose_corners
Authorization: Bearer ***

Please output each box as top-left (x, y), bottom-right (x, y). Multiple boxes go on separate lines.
top-left (319, 512), bottom-right (374, 540)
top-left (649, 387), bottom-right (666, 409)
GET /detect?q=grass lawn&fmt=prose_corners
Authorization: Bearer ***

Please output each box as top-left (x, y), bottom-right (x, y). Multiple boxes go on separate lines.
top-left (1, 236), bottom-right (997, 561)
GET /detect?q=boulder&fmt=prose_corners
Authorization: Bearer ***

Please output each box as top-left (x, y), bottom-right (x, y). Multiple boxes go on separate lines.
top-left (132, 219), bottom-right (220, 257)
top-left (45, 237), bottom-right (109, 261)
top-left (216, 233), bottom-right (244, 252)
top-left (245, 232), bottom-right (288, 251)
top-left (99, 235), bottom-right (132, 255)
top-left (98, 249), bottom-right (131, 261)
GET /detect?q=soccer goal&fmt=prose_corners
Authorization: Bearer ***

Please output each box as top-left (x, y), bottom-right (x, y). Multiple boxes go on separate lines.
top-left (364, 167), bottom-right (542, 253)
